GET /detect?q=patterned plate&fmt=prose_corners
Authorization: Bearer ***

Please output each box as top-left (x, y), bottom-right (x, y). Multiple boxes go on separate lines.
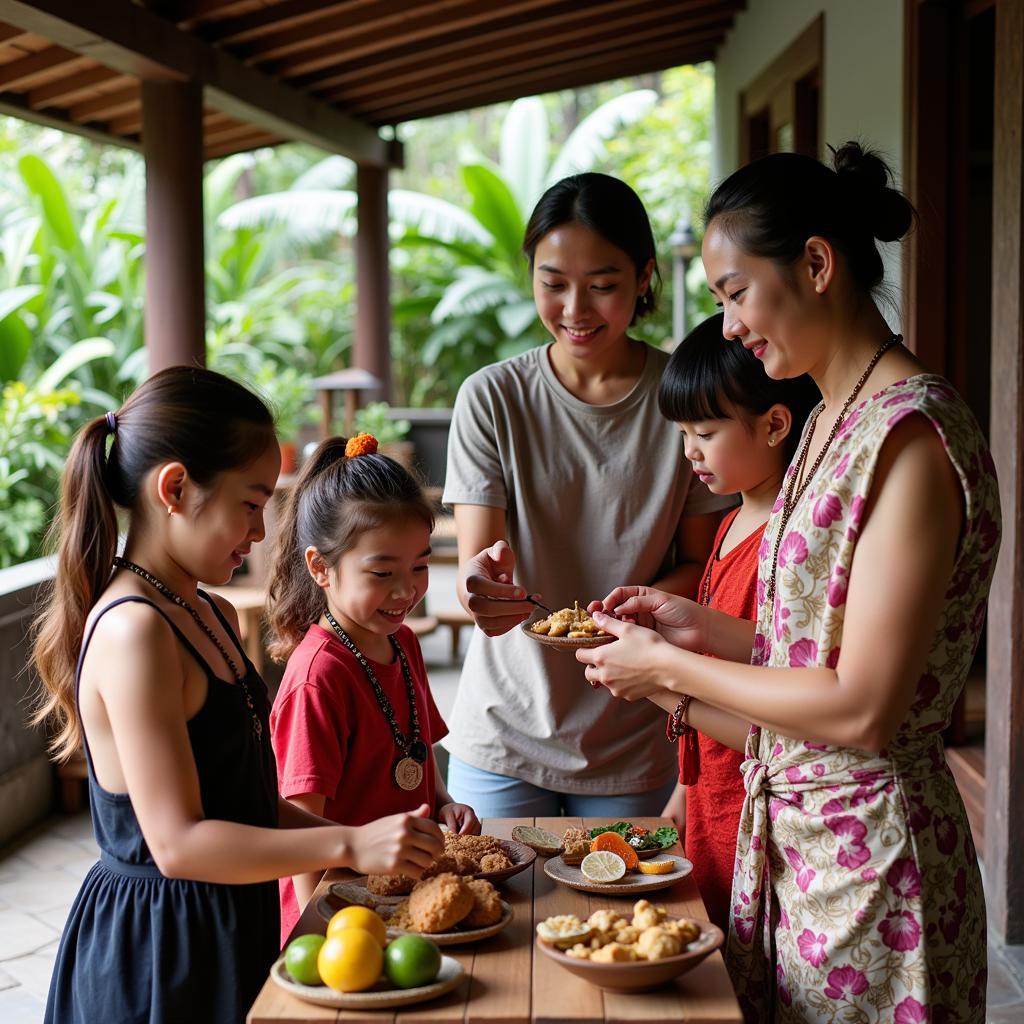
top-left (269, 953), bottom-right (464, 1009)
top-left (544, 853), bottom-right (693, 895)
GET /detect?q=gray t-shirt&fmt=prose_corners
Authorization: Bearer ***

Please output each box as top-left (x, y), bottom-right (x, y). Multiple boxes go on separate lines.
top-left (442, 343), bottom-right (734, 794)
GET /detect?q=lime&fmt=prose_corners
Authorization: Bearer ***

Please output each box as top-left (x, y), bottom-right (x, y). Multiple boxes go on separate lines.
top-left (580, 850), bottom-right (627, 883)
top-left (326, 904), bottom-right (388, 948)
top-left (384, 934), bottom-right (442, 989)
top-left (284, 933), bottom-right (326, 986)
top-left (317, 929), bottom-right (384, 993)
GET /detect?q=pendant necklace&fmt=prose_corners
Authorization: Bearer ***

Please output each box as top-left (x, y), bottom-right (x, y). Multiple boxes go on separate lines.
top-left (322, 609), bottom-right (428, 791)
top-left (113, 557), bottom-right (263, 740)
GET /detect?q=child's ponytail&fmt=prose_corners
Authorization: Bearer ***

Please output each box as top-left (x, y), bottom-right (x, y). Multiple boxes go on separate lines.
top-left (267, 436), bottom-right (435, 663)
top-left (31, 415), bottom-right (120, 760)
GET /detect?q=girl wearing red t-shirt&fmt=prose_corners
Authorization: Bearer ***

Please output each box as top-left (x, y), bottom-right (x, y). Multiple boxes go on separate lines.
top-left (266, 434), bottom-right (480, 943)
top-left (652, 314), bottom-right (817, 934)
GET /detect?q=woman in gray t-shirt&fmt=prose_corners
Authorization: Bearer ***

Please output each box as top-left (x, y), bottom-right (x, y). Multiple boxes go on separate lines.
top-left (442, 174), bottom-right (732, 817)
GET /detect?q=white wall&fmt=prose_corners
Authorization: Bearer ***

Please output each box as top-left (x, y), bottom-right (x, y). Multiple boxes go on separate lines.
top-left (711, 0), bottom-right (905, 315)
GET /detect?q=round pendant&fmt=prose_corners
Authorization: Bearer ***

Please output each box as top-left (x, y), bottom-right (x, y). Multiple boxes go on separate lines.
top-left (394, 756), bottom-right (424, 791)
top-left (408, 739), bottom-right (429, 764)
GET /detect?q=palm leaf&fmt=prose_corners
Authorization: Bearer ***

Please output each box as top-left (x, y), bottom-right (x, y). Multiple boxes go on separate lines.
top-left (37, 337), bottom-right (115, 391)
top-left (461, 165), bottom-right (524, 265)
top-left (500, 97), bottom-right (549, 212)
top-left (430, 267), bottom-right (522, 323)
top-left (18, 154), bottom-right (77, 251)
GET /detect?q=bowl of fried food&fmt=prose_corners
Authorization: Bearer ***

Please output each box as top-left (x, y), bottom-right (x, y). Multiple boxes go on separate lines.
top-left (522, 601), bottom-right (614, 651)
top-left (536, 901), bottom-right (723, 991)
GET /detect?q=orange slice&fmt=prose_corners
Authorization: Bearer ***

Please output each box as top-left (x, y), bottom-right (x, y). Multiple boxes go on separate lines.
top-left (590, 831), bottom-right (639, 870)
top-left (637, 858), bottom-right (675, 875)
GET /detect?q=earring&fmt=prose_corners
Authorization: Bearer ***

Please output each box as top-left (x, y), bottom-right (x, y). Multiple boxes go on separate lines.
top-left (768, 438), bottom-right (777, 447)
top-left (167, 505), bottom-right (174, 516)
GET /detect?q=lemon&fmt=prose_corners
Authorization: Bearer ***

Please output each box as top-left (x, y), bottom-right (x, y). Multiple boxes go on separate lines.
top-left (317, 929), bottom-right (384, 993)
top-left (580, 850), bottom-right (626, 883)
top-left (536, 915), bottom-right (594, 948)
top-left (637, 858), bottom-right (676, 875)
top-left (326, 905), bottom-right (387, 948)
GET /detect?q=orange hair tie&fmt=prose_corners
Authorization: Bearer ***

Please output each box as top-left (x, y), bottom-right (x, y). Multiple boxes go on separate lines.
top-left (345, 432), bottom-right (378, 457)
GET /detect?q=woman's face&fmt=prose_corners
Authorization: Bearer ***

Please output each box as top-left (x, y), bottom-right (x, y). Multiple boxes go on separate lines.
top-left (702, 220), bottom-right (818, 380)
top-left (532, 222), bottom-right (652, 361)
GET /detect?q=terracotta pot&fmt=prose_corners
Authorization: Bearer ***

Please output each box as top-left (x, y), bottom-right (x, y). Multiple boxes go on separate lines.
top-left (279, 440), bottom-right (297, 476)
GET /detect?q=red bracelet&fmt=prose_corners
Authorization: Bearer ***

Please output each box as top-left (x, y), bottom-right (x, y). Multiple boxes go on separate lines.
top-left (666, 694), bottom-right (693, 742)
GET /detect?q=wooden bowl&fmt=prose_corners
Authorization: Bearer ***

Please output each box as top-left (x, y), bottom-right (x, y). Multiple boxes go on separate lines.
top-left (521, 616), bottom-right (614, 652)
top-left (536, 919), bottom-right (724, 991)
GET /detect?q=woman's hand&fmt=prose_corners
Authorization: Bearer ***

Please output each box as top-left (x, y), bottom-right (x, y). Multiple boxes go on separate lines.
top-left (437, 802), bottom-right (481, 835)
top-left (590, 586), bottom-right (706, 652)
top-left (341, 804), bottom-right (443, 877)
top-left (460, 540), bottom-right (535, 636)
top-left (575, 613), bottom-right (671, 701)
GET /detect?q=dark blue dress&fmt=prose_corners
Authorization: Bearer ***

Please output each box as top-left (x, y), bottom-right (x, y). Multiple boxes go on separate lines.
top-left (45, 594), bottom-right (280, 1024)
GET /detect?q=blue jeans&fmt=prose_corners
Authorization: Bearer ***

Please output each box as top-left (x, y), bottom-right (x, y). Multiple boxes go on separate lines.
top-left (446, 754), bottom-right (676, 819)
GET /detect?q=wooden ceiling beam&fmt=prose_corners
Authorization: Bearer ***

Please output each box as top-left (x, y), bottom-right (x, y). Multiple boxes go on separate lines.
top-left (68, 83), bottom-right (138, 123)
top-left (0, 21), bottom-right (27, 45)
top-left (0, 44), bottom-right (83, 90)
top-left (255, 0), bottom-right (559, 77)
top-left (0, 86), bottom-right (140, 148)
top-left (204, 127), bottom-right (279, 159)
top-left (364, 42), bottom-right (714, 124)
top-left (0, 0), bottom-right (396, 165)
top-left (325, 17), bottom-right (731, 106)
top-left (27, 64), bottom-right (121, 108)
top-left (200, 0), bottom-right (355, 44)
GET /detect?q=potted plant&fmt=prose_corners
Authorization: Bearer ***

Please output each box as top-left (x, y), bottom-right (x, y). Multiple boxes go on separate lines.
top-left (351, 401), bottom-right (414, 469)
top-left (254, 361), bottom-right (317, 475)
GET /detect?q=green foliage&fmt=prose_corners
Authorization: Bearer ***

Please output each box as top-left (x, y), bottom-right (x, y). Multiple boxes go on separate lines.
top-left (352, 401), bottom-right (410, 445)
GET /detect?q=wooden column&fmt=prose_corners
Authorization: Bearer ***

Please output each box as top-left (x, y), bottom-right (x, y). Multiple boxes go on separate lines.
top-left (142, 79), bottom-right (205, 373)
top-left (986, 0), bottom-right (1024, 945)
top-left (355, 163), bottom-right (391, 403)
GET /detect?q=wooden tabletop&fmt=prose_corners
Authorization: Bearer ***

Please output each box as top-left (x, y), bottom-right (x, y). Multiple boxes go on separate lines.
top-left (247, 817), bottom-right (742, 1024)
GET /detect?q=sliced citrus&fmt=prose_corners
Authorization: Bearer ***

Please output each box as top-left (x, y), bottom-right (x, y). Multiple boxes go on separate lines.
top-left (590, 830), bottom-right (639, 870)
top-left (637, 858), bottom-right (676, 875)
top-left (580, 850), bottom-right (627, 884)
top-left (536, 914), bottom-right (594, 948)
top-left (511, 825), bottom-right (562, 854)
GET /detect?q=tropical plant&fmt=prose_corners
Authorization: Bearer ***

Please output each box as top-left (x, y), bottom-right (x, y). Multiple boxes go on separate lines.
top-left (352, 401), bottom-right (410, 446)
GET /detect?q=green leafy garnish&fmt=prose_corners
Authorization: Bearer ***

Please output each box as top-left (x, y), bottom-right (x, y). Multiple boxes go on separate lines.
top-left (588, 822), bottom-right (679, 850)
top-left (653, 826), bottom-right (679, 848)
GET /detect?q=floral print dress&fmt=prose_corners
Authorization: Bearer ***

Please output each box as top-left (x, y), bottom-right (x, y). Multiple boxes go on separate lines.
top-left (727, 375), bottom-right (1001, 1023)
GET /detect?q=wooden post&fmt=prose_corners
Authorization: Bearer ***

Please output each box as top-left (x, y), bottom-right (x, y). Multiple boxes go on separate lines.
top-left (355, 163), bottom-right (390, 403)
top-left (986, 0), bottom-right (1024, 945)
top-left (142, 79), bottom-right (205, 373)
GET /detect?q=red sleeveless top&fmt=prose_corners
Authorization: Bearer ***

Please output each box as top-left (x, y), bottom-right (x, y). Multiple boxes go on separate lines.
top-left (682, 507), bottom-right (764, 935)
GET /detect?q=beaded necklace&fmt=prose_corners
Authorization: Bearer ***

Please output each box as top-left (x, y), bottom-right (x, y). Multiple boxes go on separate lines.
top-left (322, 609), bottom-right (428, 791)
top-left (113, 557), bottom-right (262, 740)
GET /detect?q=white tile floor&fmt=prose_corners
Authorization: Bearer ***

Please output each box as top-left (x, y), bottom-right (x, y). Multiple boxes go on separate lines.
top-left (2, 563), bottom-right (1022, 1021)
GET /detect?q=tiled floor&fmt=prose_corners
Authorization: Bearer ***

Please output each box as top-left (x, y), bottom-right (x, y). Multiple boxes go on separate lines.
top-left (2, 563), bottom-right (1023, 1021)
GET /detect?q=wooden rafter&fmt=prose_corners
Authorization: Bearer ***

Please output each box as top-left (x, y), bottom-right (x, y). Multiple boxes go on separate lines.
top-left (0, 0), bottom-right (395, 165)
top-left (27, 64), bottom-right (121, 108)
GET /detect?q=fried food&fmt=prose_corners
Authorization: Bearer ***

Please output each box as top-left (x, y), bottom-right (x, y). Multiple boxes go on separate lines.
top-left (561, 827), bottom-right (591, 866)
top-left (407, 872), bottom-right (475, 933)
top-left (479, 851), bottom-right (512, 873)
top-left (421, 854), bottom-right (460, 878)
top-left (366, 873), bottom-right (415, 896)
top-left (462, 878), bottom-right (503, 928)
top-left (388, 899), bottom-right (414, 930)
top-left (539, 901), bottom-right (700, 962)
top-left (530, 601), bottom-right (608, 638)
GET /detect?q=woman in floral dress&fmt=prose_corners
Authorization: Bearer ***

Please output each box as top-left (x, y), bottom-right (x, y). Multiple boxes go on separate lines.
top-left (577, 142), bottom-right (1000, 1023)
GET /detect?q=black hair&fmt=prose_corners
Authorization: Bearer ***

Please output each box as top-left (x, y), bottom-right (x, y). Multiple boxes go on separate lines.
top-left (659, 313), bottom-right (821, 460)
top-left (704, 141), bottom-right (916, 293)
top-left (267, 437), bottom-right (435, 661)
top-left (523, 172), bottom-right (661, 323)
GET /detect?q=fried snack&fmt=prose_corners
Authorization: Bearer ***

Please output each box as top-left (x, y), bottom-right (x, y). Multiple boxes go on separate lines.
top-left (536, 914), bottom-right (594, 949)
top-left (530, 601), bottom-right (608, 638)
top-left (421, 853), bottom-right (460, 878)
top-left (407, 872), bottom-right (475, 933)
top-left (632, 898), bottom-right (666, 931)
top-left (613, 924), bottom-right (641, 945)
top-left (367, 873), bottom-right (416, 896)
top-left (561, 827), bottom-right (591, 865)
top-left (636, 925), bottom-right (684, 961)
top-left (590, 942), bottom-right (640, 964)
top-left (663, 918), bottom-right (701, 945)
top-left (479, 851), bottom-right (513, 873)
top-left (388, 899), bottom-right (414, 930)
top-left (511, 825), bottom-right (562, 856)
top-left (587, 909), bottom-right (627, 942)
top-left (462, 878), bottom-right (503, 927)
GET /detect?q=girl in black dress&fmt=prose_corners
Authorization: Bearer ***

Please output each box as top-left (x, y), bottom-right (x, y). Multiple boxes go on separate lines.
top-left (32, 367), bottom-right (443, 1024)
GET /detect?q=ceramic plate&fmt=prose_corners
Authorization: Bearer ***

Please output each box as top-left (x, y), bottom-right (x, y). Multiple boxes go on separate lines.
top-left (270, 953), bottom-right (464, 1009)
top-left (544, 853), bottom-right (693, 895)
top-left (536, 919), bottom-right (724, 991)
top-left (317, 895), bottom-right (513, 946)
top-left (520, 616), bottom-right (614, 651)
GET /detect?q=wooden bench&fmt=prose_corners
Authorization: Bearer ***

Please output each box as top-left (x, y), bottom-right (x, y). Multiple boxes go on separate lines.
top-left (434, 606), bottom-right (474, 661)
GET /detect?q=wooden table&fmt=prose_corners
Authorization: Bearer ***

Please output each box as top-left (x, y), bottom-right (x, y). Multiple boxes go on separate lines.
top-left (248, 817), bottom-right (742, 1024)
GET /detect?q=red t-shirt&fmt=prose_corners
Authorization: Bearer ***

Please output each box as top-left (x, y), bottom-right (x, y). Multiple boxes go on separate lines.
top-left (270, 623), bottom-right (448, 944)
top-left (682, 507), bottom-right (763, 936)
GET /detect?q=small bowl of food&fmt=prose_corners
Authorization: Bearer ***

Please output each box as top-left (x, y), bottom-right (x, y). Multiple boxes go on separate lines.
top-left (522, 602), bottom-right (614, 651)
top-left (535, 902), bottom-right (723, 991)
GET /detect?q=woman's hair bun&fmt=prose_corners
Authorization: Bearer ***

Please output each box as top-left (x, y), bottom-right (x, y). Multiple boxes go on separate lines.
top-left (831, 141), bottom-right (915, 243)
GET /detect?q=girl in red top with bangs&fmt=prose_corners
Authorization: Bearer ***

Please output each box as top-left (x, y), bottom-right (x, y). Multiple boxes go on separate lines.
top-left (266, 434), bottom-right (479, 945)
top-left (653, 314), bottom-right (818, 933)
